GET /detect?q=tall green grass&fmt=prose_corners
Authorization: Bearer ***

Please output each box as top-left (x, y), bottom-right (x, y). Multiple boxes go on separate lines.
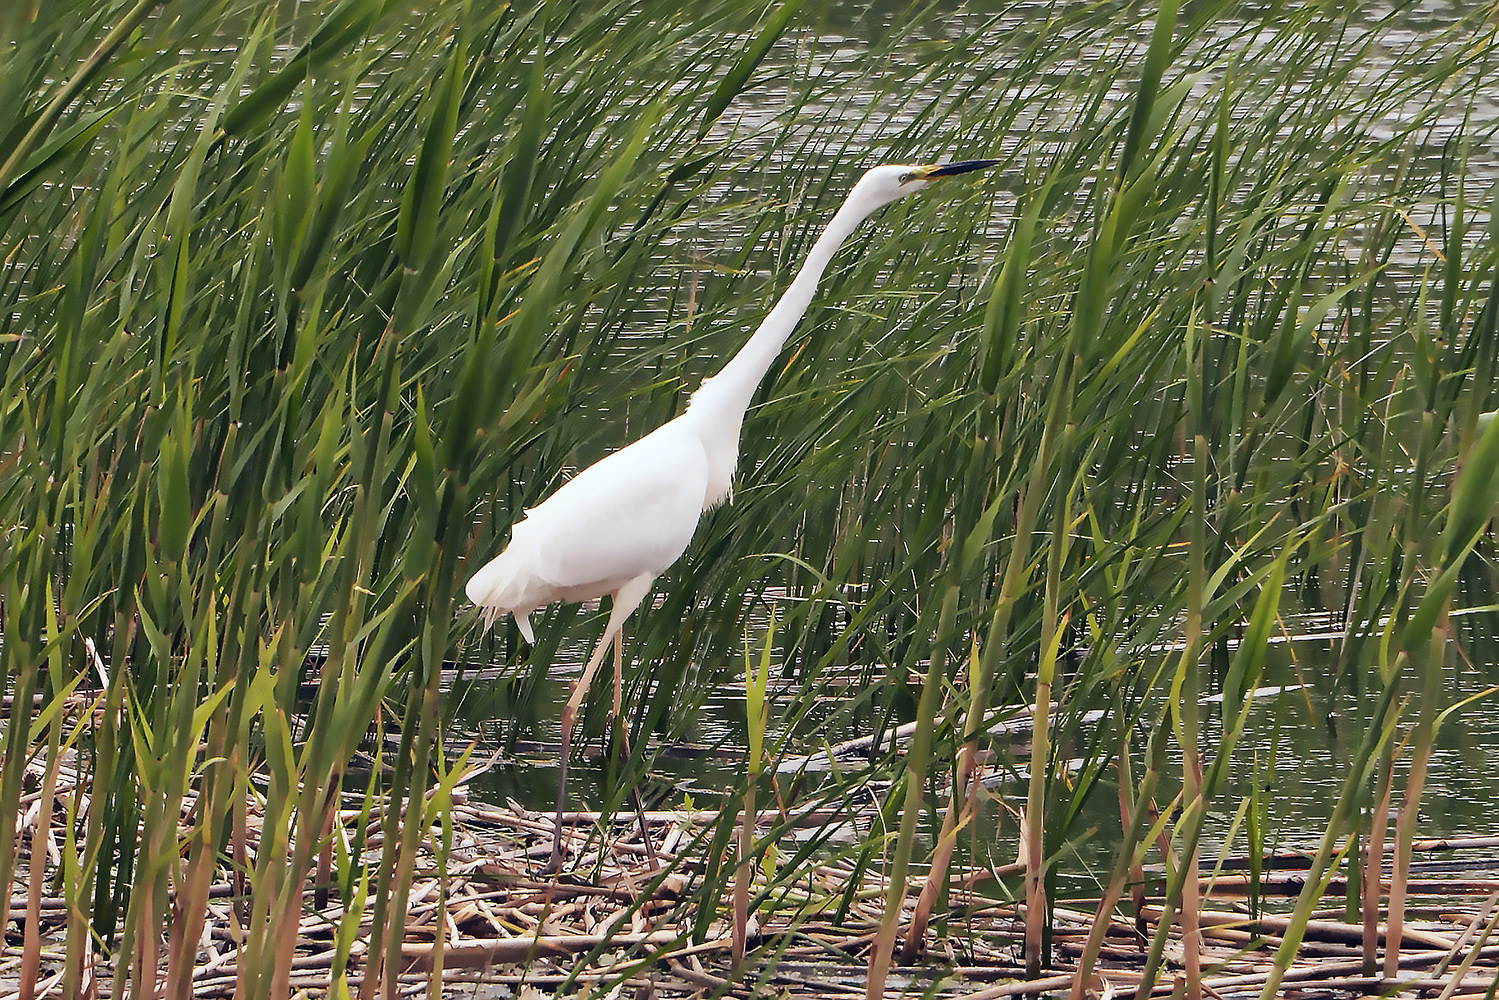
top-left (3, 0), bottom-right (1498, 996)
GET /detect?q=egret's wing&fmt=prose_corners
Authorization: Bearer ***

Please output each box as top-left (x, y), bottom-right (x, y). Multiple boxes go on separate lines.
top-left (516, 422), bottom-right (709, 595)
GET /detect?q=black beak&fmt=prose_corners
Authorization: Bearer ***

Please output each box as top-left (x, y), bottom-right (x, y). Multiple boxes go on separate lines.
top-left (925, 159), bottom-right (999, 178)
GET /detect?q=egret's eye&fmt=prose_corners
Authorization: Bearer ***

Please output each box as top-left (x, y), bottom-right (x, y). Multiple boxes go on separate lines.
top-left (899, 171), bottom-right (917, 184)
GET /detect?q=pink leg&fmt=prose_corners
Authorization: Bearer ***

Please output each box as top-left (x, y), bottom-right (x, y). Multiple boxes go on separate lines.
top-left (547, 574), bottom-right (656, 872)
top-left (607, 629), bottom-right (659, 868)
top-left (548, 631), bottom-right (615, 871)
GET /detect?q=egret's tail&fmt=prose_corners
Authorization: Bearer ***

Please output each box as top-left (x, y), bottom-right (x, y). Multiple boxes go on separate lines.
top-left (465, 548), bottom-right (536, 643)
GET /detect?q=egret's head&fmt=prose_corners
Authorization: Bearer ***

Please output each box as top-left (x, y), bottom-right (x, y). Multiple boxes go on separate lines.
top-left (852, 159), bottom-right (999, 212)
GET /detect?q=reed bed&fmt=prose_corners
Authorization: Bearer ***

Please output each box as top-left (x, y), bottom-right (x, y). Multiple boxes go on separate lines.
top-left (4, 0), bottom-right (1499, 997)
top-left (13, 756), bottom-right (1499, 998)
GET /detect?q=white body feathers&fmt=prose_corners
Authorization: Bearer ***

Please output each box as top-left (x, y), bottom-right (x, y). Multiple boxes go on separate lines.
top-left (465, 163), bottom-right (983, 640)
top-left (465, 416), bottom-right (712, 642)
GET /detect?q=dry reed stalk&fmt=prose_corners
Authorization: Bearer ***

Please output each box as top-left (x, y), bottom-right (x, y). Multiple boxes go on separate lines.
top-left (1433, 890), bottom-right (1499, 981)
top-left (402, 930), bottom-right (680, 969)
top-left (903, 737), bottom-right (979, 962)
top-left (1191, 876), bottom-right (1499, 898)
top-left (17, 748), bottom-right (59, 1000)
top-left (1136, 904), bottom-right (1460, 950)
top-left (732, 779), bottom-right (754, 966)
top-left (1387, 638), bottom-right (1446, 979)
top-left (1023, 621), bottom-right (1062, 980)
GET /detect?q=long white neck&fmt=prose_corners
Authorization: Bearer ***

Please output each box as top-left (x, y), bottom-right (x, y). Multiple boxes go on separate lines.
top-left (683, 191), bottom-right (884, 505)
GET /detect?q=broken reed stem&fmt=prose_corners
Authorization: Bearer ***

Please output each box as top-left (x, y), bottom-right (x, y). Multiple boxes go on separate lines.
top-left (733, 781), bottom-right (754, 967)
top-left (1068, 731), bottom-right (1163, 1000)
top-left (1024, 614), bottom-right (1065, 980)
top-left (903, 739), bottom-right (972, 963)
top-left (18, 748), bottom-right (59, 1000)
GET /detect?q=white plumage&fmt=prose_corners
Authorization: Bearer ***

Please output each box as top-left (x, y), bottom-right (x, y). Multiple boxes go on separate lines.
top-left (465, 160), bottom-right (997, 869)
top-left (467, 421), bottom-right (709, 642)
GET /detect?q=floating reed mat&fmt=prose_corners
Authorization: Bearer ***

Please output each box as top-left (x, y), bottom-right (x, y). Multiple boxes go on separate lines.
top-left (11, 762), bottom-right (1499, 999)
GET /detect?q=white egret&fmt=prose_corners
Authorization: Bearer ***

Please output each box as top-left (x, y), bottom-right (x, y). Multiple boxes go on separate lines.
top-left (467, 159), bottom-right (997, 869)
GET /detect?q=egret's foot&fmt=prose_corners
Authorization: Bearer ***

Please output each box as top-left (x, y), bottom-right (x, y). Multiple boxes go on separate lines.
top-left (545, 809), bottom-right (572, 874)
top-left (603, 710), bottom-right (660, 870)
